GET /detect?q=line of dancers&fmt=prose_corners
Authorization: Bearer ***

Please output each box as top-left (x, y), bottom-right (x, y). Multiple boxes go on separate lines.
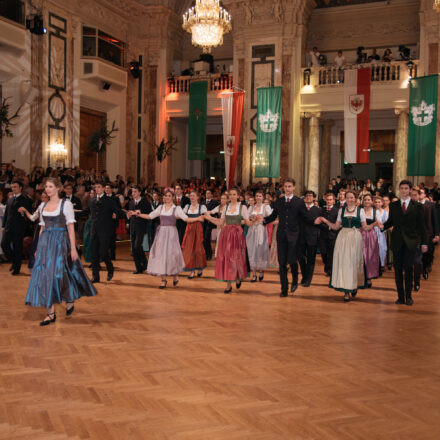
top-left (2, 177), bottom-right (438, 325)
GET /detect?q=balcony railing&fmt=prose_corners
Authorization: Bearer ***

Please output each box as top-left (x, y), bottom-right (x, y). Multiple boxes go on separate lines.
top-left (0, 0), bottom-right (25, 25)
top-left (167, 73), bottom-right (233, 94)
top-left (302, 60), bottom-right (418, 87)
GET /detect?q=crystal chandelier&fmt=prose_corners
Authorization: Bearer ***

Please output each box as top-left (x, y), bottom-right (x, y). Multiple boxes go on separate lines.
top-left (183, 0), bottom-right (232, 54)
top-left (434, 0), bottom-right (440, 12)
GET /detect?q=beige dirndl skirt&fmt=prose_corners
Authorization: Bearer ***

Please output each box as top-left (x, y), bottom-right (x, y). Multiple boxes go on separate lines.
top-left (330, 227), bottom-right (364, 293)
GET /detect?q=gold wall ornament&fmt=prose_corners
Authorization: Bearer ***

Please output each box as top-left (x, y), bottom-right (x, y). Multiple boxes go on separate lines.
top-left (435, 0), bottom-right (440, 12)
top-left (182, 0), bottom-right (232, 53)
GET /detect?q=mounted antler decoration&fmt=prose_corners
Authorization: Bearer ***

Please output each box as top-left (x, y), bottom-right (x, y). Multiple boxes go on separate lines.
top-left (87, 120), bottom-right (119, 171)
top-left (155, 137), bottom-right (178, 163)
top-left (0, 98), bottom-right (22, 138)
top-left (88, 120), bottom-right (119, 154)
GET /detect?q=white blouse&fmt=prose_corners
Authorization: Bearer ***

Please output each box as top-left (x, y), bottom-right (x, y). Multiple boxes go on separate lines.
top-left (183, 204), bottom-right (207, 215)
top-left (221, 202), bottom-right (249, 220)
top-left (30, 203), bottom-right (44, 222)
top-left (149, 204), bottom-right (188, 220)
top-left (336, 207), bottom-right (366, 224)
top-left (39, 200), bottom-right (76, 226)
top-left (248, 204), bottom-right (273, 218)
top-left (363, 209), bottom-right (381, 222)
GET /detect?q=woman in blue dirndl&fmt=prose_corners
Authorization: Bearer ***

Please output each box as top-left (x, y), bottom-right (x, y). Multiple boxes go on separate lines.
top-left (25, 178), bottom-right (97, 326)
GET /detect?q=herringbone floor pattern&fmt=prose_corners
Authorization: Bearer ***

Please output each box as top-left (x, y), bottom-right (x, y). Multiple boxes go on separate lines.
top-left (1, 243), bottom-right (439, 439)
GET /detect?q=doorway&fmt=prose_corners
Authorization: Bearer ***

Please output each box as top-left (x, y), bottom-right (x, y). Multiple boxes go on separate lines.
top-left (80, 107), bottom-right (106, 171)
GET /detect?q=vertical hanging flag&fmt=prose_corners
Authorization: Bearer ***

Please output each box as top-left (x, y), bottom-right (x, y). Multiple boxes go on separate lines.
top-left (188, 81), bottom-right (208, 160)
top-left (344, 68), bottom-right (371, 163)
top-left (255, 86), bottom-right (282, 178)
top-left (221, 90), bottom-right (245, 188)
top-left (407, 74), bottom-right (438, 176)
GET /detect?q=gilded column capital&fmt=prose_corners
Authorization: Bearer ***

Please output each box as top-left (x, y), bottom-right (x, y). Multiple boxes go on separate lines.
top-left (303, 111), bottom-right (321, 119)
top-left (394, 108), bottom-right (409, 116)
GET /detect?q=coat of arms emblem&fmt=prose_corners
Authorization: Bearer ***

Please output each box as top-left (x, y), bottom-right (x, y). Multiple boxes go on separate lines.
top-left (411, 100), bottom-right (435, 127)
top-left (349, 94), bottom-right (364, 115)
top-left (225, 136), bottom-right (235, 156)
top-left (259, 109), bottom-right (279, 133)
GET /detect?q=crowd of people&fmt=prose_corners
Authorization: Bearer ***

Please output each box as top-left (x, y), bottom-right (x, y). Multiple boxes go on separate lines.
top-left (1, 162), bottom-right (439, 325)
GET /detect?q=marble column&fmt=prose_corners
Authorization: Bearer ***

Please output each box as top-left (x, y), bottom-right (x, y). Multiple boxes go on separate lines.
top-left (306, 112), bottom-right (321, 195)
top-left (320, 120), bottom-right (334, 196)
top-left (394, 108), bottom-right (409, 190)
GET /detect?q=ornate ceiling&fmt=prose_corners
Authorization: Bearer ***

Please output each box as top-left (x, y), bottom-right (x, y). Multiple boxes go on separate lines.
top-left (316, 0), bottom-right (386, 7)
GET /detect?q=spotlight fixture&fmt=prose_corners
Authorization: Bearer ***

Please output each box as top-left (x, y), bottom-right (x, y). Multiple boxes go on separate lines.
top-left (26, 14), bottom-right (47, 35)
top-left (102, 82), bottom-right (111, 90)
top-left (129, 61), bottom-right (141, 79)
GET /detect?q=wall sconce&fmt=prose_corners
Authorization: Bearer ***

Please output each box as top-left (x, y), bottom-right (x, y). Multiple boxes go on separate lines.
top-left (48, 143), bottom-right (68, 165)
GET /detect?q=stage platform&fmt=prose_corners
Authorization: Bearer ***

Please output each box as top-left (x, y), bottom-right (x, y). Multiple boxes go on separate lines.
top-left (0, 243), bottom-right (439, 439)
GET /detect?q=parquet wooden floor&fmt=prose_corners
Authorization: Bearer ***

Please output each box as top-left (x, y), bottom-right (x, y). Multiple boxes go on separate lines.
top-left (1, 243), bottom-right (440, 439)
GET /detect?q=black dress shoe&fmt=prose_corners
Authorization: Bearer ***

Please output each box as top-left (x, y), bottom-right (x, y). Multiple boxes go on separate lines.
top-left (133, 269), bottom-right (144, 274)
top-left (236, 281), bottom-right (241, 289)
top-left (351, 289), bottom-right (358, 298)
top-left (258, 273), bottom-right (264, 282)
top-left (423, 270), bottom-right (428, 280)
top-left (224, 287), bottom-right (232, 294)
top-left (197, 271), bottom-right (203, 277)
top-left (173, 279), bottom-right (179, 287)
top-left (66, 305), bottom-right (74, 316)
top-left (302, 282), bottom-right (311, 287)
top-left (414, 283), bottom-right (420, 292)
top-left (107, 270), bottom-right (114, 282)
top-left (280, 291), bottom-right (288, 297)
top-left (290, 284), bottom-right (298, 294)
top-left (395, 299), bottom-right (405, 305)
top-left (11, 269), bottom-right (20, 275)
top-left (406, 298), bottom-right (414, 306)
top-left (91, 278), bottom-right (100, 283)
top-left (159, 280), bottom-right (167, 289)
top-left (9, 265), bottom-right (14, 271)
top-left (300, 279), bottom-right (305, 285)
top-left (40, 313), bottom-right (56, 326)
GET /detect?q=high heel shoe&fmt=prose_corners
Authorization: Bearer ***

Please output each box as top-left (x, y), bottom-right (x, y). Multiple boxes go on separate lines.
top-left (259, 273), bottom-right (264, 282)
top-left (40, 313), bottom-right (56, 326)
top-left (173, 279), bottom-right (179, 287)
top-left (344, 293), bottom-right (350, 302)
top-left (224, 287), bottom-right (232, 294)
top-left (250, 275), bottom-right (257, 283)
top-left (159, 280), bottom-right (167, 289)
top-left (197, 271), bottom-right (203, 277)
top-left (66, 304), bottom-right (74, 316)
top-left (236, 280), bottom-right (241, 289)
top-left (188, 272), bottom-right (195, 280)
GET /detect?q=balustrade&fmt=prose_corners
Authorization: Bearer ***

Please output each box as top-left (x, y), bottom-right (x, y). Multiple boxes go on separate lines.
top-left (167, 73), bottom-right (233, 94)
top-left (302, 61), bottom-right (418, 87)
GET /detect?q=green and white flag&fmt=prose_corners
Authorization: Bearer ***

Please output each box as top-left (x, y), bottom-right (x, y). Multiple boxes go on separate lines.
top-left (255, 86), bottom-right (282, 178)
top-left (188, 81), bottom-right (208, 160)
top-left (407, 75), bottom-right (438, 176)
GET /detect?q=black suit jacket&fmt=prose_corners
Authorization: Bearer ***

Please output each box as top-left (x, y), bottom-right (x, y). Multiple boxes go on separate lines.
top-left (422, 201), bottom-right (439, 239)
top-left (264, 196), bottom-right (309, 243)
top-left (320, 205), bottom-right (339, 242)
top-left (64, 195), bottom-right (82, 211)
top-left (3, 194), bottom-right (32, 233)
top-left (127, 198), bottom-right (152, 235)
top-left (384, 200), bottom-right (427, 252)
top-left (299, 206), bottom-right (321, 247)
top-left (86, 195), bottom-right (122, 238)
top-left (176, 195), bottom-right (190, 208)
top-left (204, 199), bottom-right (219, 212)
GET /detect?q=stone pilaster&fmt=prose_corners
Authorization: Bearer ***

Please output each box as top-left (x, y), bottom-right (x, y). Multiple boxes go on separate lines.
top-left (306, 112), bottom-right (320, 195)
top-left (320, 120), bottom-right (334, 196)
top-left (394, 108), bottom-right (409, 190)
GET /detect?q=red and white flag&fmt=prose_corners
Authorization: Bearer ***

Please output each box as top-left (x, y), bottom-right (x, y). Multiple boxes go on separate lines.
top-left (344, 68), bottom-right (371, 163)
top-left (221, 91), bottom-right (245, 188)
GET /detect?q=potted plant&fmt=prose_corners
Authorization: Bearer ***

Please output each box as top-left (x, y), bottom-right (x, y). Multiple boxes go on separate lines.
top-left (154, 137), bottom-right (178, 183)
top-left (87, 120), bottom-right (118, 171)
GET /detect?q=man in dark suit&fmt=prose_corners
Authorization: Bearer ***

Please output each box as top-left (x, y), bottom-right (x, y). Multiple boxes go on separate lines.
top-left (64, 183), bottom-right (82, 211)
top-left (87, 181), bottom-right (122, 283)
top-left (150, 191), bottom-right (161, 246)
top-left (126, 186), bottom-right (152, 274)
top-left (319, 192), bottom-right (339, 277)
top-left (263, 178), bottom-right (321, 297)
top-left (1, 181), bottom-right (32, 275)
top-left (383, 180), bottom-right (428, 306)
top-left (419, 188), bottom-right (439, 278)
top-left (298, 191), bottom-right (321, 287)
top-left (105, 183), bottom-right (121, 260)
top-left (174, 184), bottom-right (189, 244)
top-left (202, 189), bottom-right (219, 260)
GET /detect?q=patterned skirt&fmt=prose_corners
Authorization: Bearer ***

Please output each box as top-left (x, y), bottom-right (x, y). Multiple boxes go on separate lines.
top-left (215, 224), bottom-right (248, 281)
top-left (182, 222), bottom-right (207, 271)
top-left (361, 228), bottom-right (380, 280)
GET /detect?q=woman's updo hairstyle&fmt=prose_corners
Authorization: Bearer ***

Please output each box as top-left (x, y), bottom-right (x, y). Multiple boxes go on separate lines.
top-left (45, 177), bottom-right (65, 198)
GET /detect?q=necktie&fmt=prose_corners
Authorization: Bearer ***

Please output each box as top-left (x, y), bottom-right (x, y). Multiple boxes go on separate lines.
top-left (307, 206), bottom-right (310, 211)
top-left (402, 201), bottom-right (407, 214)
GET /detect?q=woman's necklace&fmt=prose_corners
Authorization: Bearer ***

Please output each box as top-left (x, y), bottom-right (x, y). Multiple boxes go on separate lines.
top-left (345, 205), bottom-right (356, 213)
